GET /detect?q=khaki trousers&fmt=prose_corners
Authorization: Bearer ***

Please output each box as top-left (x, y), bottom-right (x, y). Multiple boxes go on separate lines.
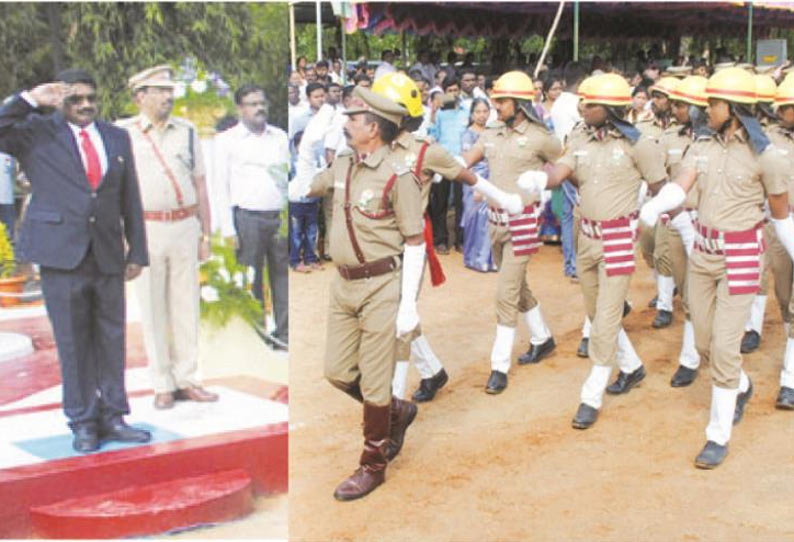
top-left (489, 223), bottom-right (538, 327)
top-left (764, 223), bottom-right (792, 322)
top-left (136, 217), bottom-right (201, 393)
top-left (324, 269), bottom-right (410, 406)
top-left (639, 223), bottom-right (656, 271)
top-left (688, 250), bottom-right (762, 389)
top-left (322, 194), bottom-right (333, 256)
top-left (666, 223), bottom-right (690, 316)
top-left (653, 221), bottom-right (673, 276)
top-left (577, 232), bottom-right (633, 367)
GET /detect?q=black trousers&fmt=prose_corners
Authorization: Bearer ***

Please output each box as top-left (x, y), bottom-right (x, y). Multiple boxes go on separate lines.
top-left (40, 247), bottom-right (129, 429)
top-left (429, 178), bottom-right (464, 248)
top-left (234, 207), bottom-right (289, 343)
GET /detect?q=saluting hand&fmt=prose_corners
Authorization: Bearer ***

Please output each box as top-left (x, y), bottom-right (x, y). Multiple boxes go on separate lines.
top-left (29, 82), bottom-right (67, 109)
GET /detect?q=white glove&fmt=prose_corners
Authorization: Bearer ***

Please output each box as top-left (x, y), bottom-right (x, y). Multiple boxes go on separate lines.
top-left (396, 242), bottom-right (426, 337)
top-left (454, 155), bottom-right (467, 168)
top-left (637, 180), bottom-right (649, 207)
top-left (431, 172), bottom-right (443, 184)
top-left (639, 182), bottom-right (686, 228)
top-left (516, 170), bottom-right (548, 196)
top-left (772, 215), bottom-right (794, 262)
top-left (670, 211), bottom-right (695, 257)
top-left (473, 174), bottom-right (523, 215)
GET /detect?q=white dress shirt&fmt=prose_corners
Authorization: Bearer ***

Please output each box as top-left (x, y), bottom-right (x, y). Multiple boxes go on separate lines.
top-left (550, 91), bottom-right (582, 142)
top-left (68, 121), bottom-right (108, 179)
top-left (214, 122), bottom-right (289, 237)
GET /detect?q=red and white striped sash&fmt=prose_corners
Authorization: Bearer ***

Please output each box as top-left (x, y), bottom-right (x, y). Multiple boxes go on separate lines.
top-left (694, 220), bottom-right (765, 295)
top-left (581, 212), bottom-right (639, 276)
top-left (508, 203), bottom-right (542, 256)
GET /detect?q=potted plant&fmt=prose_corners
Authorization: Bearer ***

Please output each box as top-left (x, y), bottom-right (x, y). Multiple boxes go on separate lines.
top-left (0, 222), bottom-right (24, 307)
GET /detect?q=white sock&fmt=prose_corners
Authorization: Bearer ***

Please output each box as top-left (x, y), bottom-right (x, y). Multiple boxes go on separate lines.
top-left (582, 317), bottom-right (592, 339)
top-left (490, 325), bottom-right (516, 374)
top-left (411, 334), bottom-right (444, 379)
top-left (656, 275), bottom-right (675, 312)
top-left (524, 304), bottom-right (552, 345)
top-left (739, 369), bottom-right (750, 394)
top-left (678, 320), bottom-right (700, 370)
top-left (391, 361), bottom-right (410, 400)
top-left (781, 338), bottom-right (794, 389)
top-left (616, 328), bottom-right (642, 373)
top-left (580, 364), bottom-right (612, 409)
top-left (705, 385), bottom-right (739, 445)
top-left (786, 322), bottom-right (791, 338)
top-left (744, 295), bottom-right (767, 335)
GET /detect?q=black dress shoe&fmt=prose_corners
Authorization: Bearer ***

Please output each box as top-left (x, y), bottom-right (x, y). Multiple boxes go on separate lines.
top-left (518, 338), bottom-right (556, 365)
top-left (411, 369), bottom-right (449, 402)
top-left (694, 440), bottom-right (728, 469)
top-left (571, 403), bottom-right (598, 429)
top-left (776, 386), bottom-right (794, 410)
top-left (670, 365), bottom-right (697, 388)
top-left (623, 300), bottom-right (632, 318)
top-left (733, 380), bottom-right (753, 425)
top-left (652, 310), bottom-right (673, 328)
top-left (576, 337), bottom-right (589, 358)
top-left (740, 330), bottom-right (761, 354)
top-left (606, 365), bottom-right (646, 395)
top-left (72, 423), bottom-right (100, 453)
top-left (485, 371), bottom-right (507, 394)
top-left (648, 295), bottom-right (658, 309)
top-left (99, 416), bottom-right (152, 444)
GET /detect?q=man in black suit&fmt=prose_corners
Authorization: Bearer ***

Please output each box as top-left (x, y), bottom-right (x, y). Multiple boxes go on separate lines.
top-left (0, 69), bottom-right (151, 452)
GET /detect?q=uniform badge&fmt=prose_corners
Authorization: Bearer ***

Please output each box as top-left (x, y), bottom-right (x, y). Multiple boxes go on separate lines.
top-left (117, 156), bottom-right (124, 163)
top-left (359, 189), bottom-right (375, 207)
top-left (517, 136), bottom-right (527, 147)
top-left (612, 147), bottom-right (625, 161)
top-left (404, 152), bottom-right (417, 169)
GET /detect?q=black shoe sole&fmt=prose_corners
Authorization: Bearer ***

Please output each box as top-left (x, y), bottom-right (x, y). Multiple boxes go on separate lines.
top-left (518, 342), bottom-right (556, 365)
top-left (571, 419), bottom-right (595, 430)
top-left (485, 386), bottom-right (506, 395)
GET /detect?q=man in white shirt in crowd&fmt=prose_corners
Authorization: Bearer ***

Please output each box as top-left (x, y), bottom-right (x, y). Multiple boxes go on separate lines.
top-left (215, 84), bottom-right (290, 349)
top-left (288, 82), bottom-right (307, 140)
top-left (373, 49), bottom-right (397, 81)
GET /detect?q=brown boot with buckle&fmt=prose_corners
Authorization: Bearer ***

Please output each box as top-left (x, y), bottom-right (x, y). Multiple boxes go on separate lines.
top-left (154, 392), bottom-right (175, 410)
top-left (333, 402), bottom-right (390, 501)
top-left (174, 384), bottom-right (219, 402)
top-left (385, 397), bottom-right (417, 461)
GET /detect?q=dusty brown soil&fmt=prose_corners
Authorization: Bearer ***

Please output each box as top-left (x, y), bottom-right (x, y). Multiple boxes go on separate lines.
top-left (289, 245), bottom-right (794, 541)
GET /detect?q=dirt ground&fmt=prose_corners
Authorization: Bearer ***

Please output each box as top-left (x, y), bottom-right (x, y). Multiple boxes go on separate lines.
top-left (289, 244), bottom-right (794, 541)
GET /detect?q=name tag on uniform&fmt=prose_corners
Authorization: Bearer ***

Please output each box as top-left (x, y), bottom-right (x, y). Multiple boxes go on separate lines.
top-left (667, 149), bottom-right (683, 156)
top-left (333, 181), bottom-right (345, 190)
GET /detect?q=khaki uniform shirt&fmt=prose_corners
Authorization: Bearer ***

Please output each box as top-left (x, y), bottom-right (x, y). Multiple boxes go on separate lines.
top-left (118, 115), bottom-right (204, 211)
top-left (661, 124), bottom-right (699, 209)
top-left (682, 129), bottom-right (789, 231)
top-left (473, 119), bottom-right (562, 208)
top-left (765, 124), bottom-right (794, 204)
top-left (559, 127), bottom-right (667, 221)
top-left (391, 131), bottom-right (463, 208)
top-left (636, 116), bottom-right (673, 142)
top-left (310, 144), bottom-right (424, 267)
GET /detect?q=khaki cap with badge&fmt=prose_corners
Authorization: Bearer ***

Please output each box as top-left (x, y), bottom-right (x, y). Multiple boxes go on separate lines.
top-left (128, 64), bottom-right (177, 91)
top-left (344, 86), bottom-right (407, 126)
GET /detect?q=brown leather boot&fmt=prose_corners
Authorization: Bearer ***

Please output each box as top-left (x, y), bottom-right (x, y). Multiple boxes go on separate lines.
top-left (385, 397), bottom-right (417, 461)
top-left (333, 402), bottom-right (390, 501)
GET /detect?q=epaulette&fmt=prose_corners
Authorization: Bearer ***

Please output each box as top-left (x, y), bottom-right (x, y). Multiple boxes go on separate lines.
top-left (337, 148), bottom-right (354, 157)
top-left (485, 119), bottom-right (504, 129)
top-left (412, 133), bottom-right (430, 143)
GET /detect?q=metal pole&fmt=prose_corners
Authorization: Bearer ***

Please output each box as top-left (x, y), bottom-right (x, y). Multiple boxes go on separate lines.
top-left (341, 16), bottom-right (347, 85)
top-left (747, 1), bottom-right (753, 63)
top-left (535, 0), bottom-right (566, 79)
top-left (316, 0), bottom-right (323, 61)
top-left (402, 30), bottom-right (407, 69)
top-left (289, 1), bottom-right (296, 70)
top-left (573, 1), bottom-right (579, 62)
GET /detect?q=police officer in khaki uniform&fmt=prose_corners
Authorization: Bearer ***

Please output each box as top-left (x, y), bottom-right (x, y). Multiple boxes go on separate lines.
top-left (768, 78), bottom-right (794, 409)
top-left (642, 67), bottom-right (792, 468)
top-left (462, 71), bottom-right (562, 394)
top-left (371, 73), bottom-right (523, 403)
top-left (519, 73), bottom-right (667, 429)
top-left (740, 73), bottom-right (783, 354)
top-left (291, 87), bottom-right (425, 501)
top-left (119, 66), bottom-right (218, 409)
top-left (661, 75), bottom-right (709, 387)
top-left (637, 76), bottom-right (679, 328)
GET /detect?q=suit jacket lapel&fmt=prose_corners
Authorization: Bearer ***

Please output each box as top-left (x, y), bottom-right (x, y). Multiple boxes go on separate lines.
top-left (52, 113), bottom-right (88, 187)
top-left (96, 121), bottom-right (115, 184)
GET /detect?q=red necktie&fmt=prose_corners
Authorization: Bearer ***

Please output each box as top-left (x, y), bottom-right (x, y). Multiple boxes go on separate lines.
top-left (80, 129), bottom-right (102, 190)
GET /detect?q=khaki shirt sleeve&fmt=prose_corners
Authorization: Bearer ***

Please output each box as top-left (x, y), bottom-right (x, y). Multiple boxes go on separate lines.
top-left (472, 130), bottom-right (488, 156)
top-left (539, 132), bottom-right (563, 163)
top-left (391, 173), bottom-right (425, 238)
top-left (190, 124), bottom-right (206, 177)
top-left (424, 143), bottom-right (464, 180)
top-left (760, 144), bottom-right (790, 196)
top-left (558, 141), bottom-right (578, 171)
top-left (631, 136), bottom-right (667, 184)
top-left (308, 165), bottom-right (335, 197)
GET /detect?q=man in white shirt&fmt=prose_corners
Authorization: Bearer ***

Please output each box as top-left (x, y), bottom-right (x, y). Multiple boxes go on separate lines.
top-left (373, 50), bottom-right (397, 81)
top-left (288, 83), bottom-right (307, 139)
top-left (215, 84), bottom-right (290, 348)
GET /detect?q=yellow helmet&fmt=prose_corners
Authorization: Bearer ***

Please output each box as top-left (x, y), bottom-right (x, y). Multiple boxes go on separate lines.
top-left (581, 73), bottom-right (631, 107)
top-left (371, 72), bottom-right (424, 118)
top-left (775, 76), bottom-right (794, 108)
top-left (490, 71), bottom-right (535, 101)
top-left (668, 75), bottom-right (708, 107)
top-left (577, 76), bottom-right (597, 99)
top-left (649, 76), bottom-right (679, 97)
top-left (705, 67), bottom-right (757, 104)
top-left (754, 74), bottom-right (777, 103)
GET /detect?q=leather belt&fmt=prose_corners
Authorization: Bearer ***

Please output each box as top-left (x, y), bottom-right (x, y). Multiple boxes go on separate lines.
top-left (144, 204), bottom-right (199, 222)
top-left (337, 256), bottom-right (398, 281)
